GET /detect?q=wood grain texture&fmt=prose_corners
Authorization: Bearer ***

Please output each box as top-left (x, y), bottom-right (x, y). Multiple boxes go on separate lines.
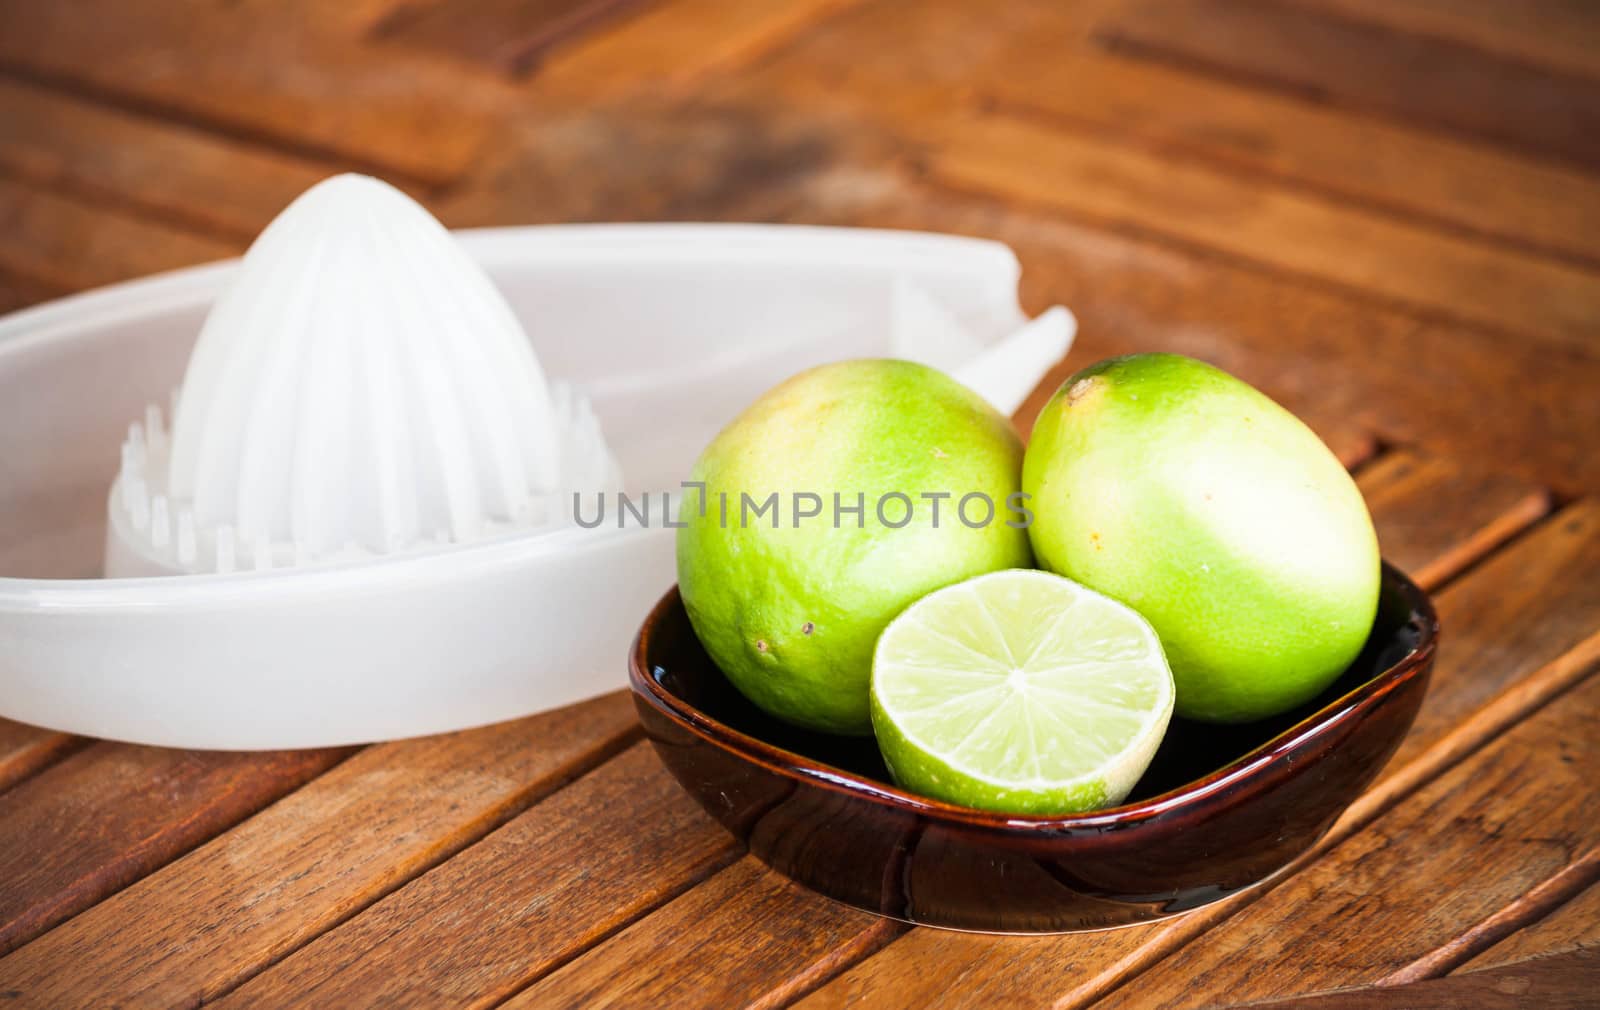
top-left (213, 744), bottom-right (739, 1009)
top-left (1198, 947), bottom-right (1598, 1010)
top-left (0, 177), bottom-right (239, 291)
top-left (1376, 850), bottom-right (1600, 985)
top-left (434, 97), bottom-right (847, 228)
top-left (1356, 451), bottom-right (1549, 590)
top-left (0, 722), bottom-right (78, 794)
top-left (0, 77), bottom-right (332, 240)
top-left (0, 0), bottom-right (515, 184)
top-left (1087, 675), bottom-right (1600, 1009)
top-left (921, 109), bottom-right (1600, 353)
top-left (0, 743), bottom-right (352, 957)
top-left (743, 0), bottom-right (1600, 267)
top-left (0, 3), bottom-right (1595, 1005)
top-left (530, 0), bottom-right (865, 99)
top-left (1460, 879), bottom-right (1600, 973)
top-left (1292, 0), bottom-right (1600, 85)
top-left (374, 0), bottom-right (652, 77)
top-left (0, 272), bottom-right (62, 317)
top-left (795, 180), bottom-right (1600, 497)
top-left (0, 693), bottom-right (638, 1008)
top-left (794, 502), bottom-right (1600, 1009)
top-left (1101, 0), bottom-right (1600, 170)
top-left (975, 59), bottom-right (1600, 271)
top-left (1384, 503), bottom-right (1600, 773)
top-left (506, 856), bottom-right (902, 1010)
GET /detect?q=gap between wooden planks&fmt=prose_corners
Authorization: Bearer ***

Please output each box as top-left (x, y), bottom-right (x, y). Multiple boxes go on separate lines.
top-left (0, 694), bottom-right (640, 1007)
top-left (1306, 0), bottom-right (1600, 83)
top-left (211, 745), bottom-right (745, 1009)
top-left (1194, 946), bottom-right (1598, 1010)
top-left (0, 0), bottom-right (864, 243)
top-left (0, 746), bottom-right (355, 957)
top-left (917, 111), bottom-right (1599, 356)
top-left (190, 449), bottom-right (1558, 1009)
top-left (0, 723), bottom-right (82, 794)
top-left (0, 0), bottom-right (519, 186)
top-left (732, 0), bottom-right (1600, 270)
top-left (720, 0), bottom-right (1600, 352)
top-left (1098, 0), bottom-right (1600, 173)
top-left (1458, 874), bottom-right (1600, 975)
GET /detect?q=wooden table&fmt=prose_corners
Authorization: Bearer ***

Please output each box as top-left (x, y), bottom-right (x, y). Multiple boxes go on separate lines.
top-left (0, 1), bottom-right (1596, 1006)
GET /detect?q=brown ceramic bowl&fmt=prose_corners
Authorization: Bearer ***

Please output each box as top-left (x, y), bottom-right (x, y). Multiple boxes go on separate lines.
top-left (630, 563), bottom-right (1437, 933)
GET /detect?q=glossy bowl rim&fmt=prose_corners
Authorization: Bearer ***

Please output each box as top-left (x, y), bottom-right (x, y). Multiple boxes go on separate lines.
top-left (629, 562), bottom-right (1439, 831)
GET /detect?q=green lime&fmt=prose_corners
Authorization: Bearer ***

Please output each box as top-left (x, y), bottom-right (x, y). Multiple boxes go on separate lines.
top-left (677, 359), bottom-right (1032, 736)
top-left (1023, 353), bottom-right (1381, 723)
top-left (870, 569), bottom-right (1173, 814)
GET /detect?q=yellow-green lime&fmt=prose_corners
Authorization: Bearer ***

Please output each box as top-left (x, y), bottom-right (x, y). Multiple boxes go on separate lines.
top-left (870, 569), bottom-right (1174, 814)
top-left (677, 359), bottom-right (1033, 736)
top-left (1022, 353), bottom-right (1381, 723)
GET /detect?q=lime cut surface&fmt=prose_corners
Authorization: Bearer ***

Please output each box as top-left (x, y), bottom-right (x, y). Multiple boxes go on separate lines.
top-left (870, 569), bottom-right (1175, 814)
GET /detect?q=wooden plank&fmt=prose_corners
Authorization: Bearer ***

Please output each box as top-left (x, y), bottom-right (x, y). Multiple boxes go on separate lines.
top-left (506, 857), bottom-right (901, 1009)
top-left (1085, 679), bottom-right (1600, 1010)
top-left (0, 722), bottom-right (78, 794)
top-left (0, 77), bottom-right (331, 240)
top-left (0, 0), bottom-right (516, 185)
top-left (1376, 851), bottom-right (1600, 985)
top-left (1304, 0), bottom-right (1600, 82)
top-left (1385, 504), bottom-right (1600, 773)
top-left (798, 182), bottom-right (1600, 498)
top-left (920, 109), bottom-right (1600, 353)
top-left (1458, 880), bottom-right (1600, 973)
top-left (794, 502), bottom-right (1600, 1009)
top-left (1357, 452), bottom-right (1549, 590)
top-left (0, 177), bottom-right (239, 292)
top-left (432, 96), bottom-right (848, 230)
top-left (977, 54), bottom-right (1600, 270)
top-left (0, 743), bottom-right (352, 957)
top-left (529, 0), bottom-right (864, 100)
top-left (1100, 0), bottom-right (1600, 170)
top-left (374, 0), bottom-right (653, 77)
top-left (1316, 427), bottom-right (1376, 475)
top-left (741, 0), bottom-right (1600, 266)
top-left (211, 744), bottom-right (739, 1009)
top-left (0, 693), bottom-right (638, 1007)
top-left (0, 272), bottom-right (63, 317)
top-left (1203, 948), bottom-right (1598, 1010)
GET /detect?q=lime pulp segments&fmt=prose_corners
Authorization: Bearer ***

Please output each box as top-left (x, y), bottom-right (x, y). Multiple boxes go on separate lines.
top-left (870, 569), bottom-right (1175, 815)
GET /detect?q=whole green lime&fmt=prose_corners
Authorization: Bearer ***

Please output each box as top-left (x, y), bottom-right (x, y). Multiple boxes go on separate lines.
top-left (1022, 353), bottom-right (1380, 723)
top-left (677, 359), bottom-right (1033, 736)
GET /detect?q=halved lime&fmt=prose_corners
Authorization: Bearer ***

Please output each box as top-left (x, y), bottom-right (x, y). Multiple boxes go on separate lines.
top-left (870, 569), bottom-right (1174, 814)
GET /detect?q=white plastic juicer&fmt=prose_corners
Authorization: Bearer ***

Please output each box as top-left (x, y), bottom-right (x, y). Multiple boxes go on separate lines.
top-left (0, 174), bottom-right (1075, 749)
top-left (107, 176), bottom-right (619, 577)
